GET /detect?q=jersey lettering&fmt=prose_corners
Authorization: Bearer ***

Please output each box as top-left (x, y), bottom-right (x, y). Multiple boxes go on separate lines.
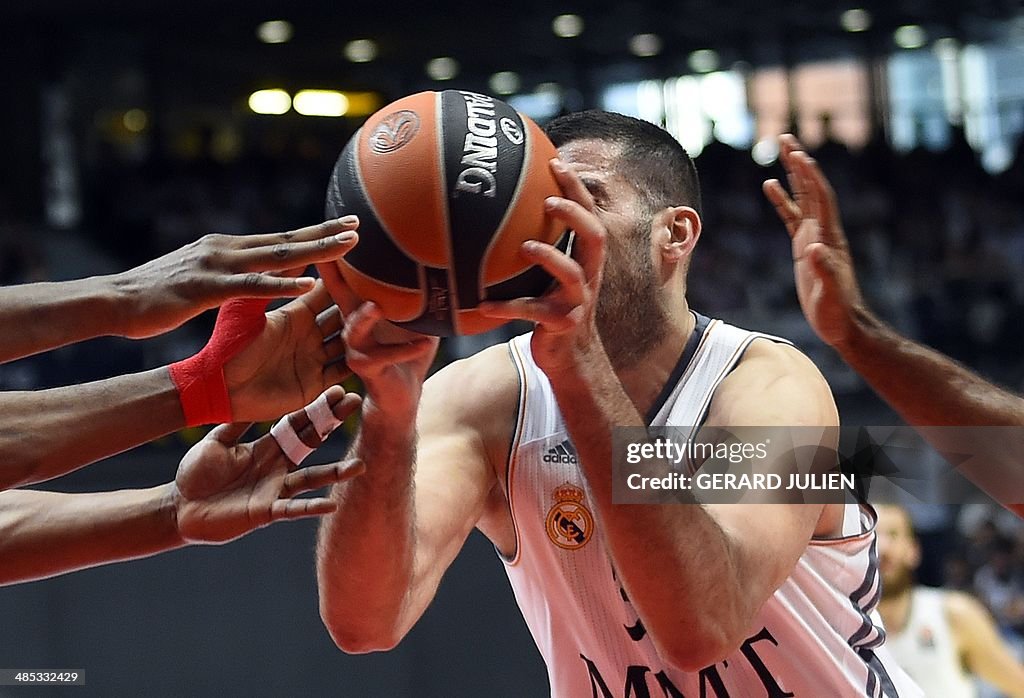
top-left (580, 627), bottom-right (791, 698)
top-left (582, 655), bottom-right (686, 698)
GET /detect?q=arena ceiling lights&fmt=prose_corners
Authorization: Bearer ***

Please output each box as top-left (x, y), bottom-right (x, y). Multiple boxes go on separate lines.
top-left (344, 39), bottom-right (378, 63)
top-left (247, 90), bottom-right (381, 117)
top-left (840, 9), bottom-right (872, 33)
top-left (256, 20), bottom-right (293, 44)
top-left (552, 14), bottom-right (584, 38)
top-left (248, 89), bottom-right (291, 115)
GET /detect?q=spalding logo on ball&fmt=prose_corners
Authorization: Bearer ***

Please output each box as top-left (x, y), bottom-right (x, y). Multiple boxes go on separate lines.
top-left (323, 90), bottom-right (571, 336)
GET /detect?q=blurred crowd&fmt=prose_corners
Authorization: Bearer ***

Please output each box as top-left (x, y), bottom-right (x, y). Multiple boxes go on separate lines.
top-left (944, 502), bottom-right (1024, 697)
top-left (5, 121), bottom-right (1024, 393)
top-left (951, 504), bottom-right (1024, 637)
top-left (689, 126), bottom-right (1024, 399)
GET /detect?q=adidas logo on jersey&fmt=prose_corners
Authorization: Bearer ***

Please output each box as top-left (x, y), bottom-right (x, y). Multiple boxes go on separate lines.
top-left (543, 440), bottom-right (578, 465)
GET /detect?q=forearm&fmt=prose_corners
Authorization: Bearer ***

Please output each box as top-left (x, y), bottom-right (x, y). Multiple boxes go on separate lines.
top-left (840, 310), bottom-right (1024, 515)
top-left (0, 367), bottom-right (185, 489)
top-left (0, 484), bottom-right (183, 586)
top-left (0, 276), bottom-right (128, 363)
top-left (993, 672), bottom-right (1024, 698)
top-left (549, 359), bottom-right (749, 668)
top-left (839, 308), bottom-right (1024, 427)
top-left (316, 401), bottom-right (417, 652)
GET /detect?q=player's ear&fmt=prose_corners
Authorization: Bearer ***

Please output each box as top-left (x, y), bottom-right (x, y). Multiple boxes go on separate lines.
top-left (660, 206), bottom-right (700, 262)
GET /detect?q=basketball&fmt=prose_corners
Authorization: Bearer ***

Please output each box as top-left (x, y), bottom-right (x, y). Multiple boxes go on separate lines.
top-left (321, 90), bottom-right (570, 336)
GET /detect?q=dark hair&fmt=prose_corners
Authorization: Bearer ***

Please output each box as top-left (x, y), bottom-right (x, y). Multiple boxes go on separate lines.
top-left (544, 110), bottom-right (702, 217)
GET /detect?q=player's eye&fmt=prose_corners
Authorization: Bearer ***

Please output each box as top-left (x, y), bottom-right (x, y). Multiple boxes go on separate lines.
top-left (581, 179), bottom-right (608, 203)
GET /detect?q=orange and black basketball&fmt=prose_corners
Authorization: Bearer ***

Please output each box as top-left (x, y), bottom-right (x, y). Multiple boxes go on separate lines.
top-left (322, 90), bottom-right (570, 336)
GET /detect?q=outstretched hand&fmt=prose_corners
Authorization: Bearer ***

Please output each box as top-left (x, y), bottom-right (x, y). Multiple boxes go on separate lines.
top-left (113, 217), bottom-right (359, 339)
top-left (223, 281), bottom-right (353, 422)
top-left (173, 385), bottom-right (364, 544)
top-left (762, 135), bottom-right (866, 348)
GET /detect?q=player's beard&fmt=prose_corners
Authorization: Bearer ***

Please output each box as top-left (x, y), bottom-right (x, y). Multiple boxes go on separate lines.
top-left (595, 220), bottom-right (670, 370)
top-left (880, 565), bottom-right (914, 598)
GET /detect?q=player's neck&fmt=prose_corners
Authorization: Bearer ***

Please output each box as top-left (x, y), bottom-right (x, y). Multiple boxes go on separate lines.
top-left (877, 584), bottom-right (914, 634)
top-left (616, 301), bottom-right (695, 418)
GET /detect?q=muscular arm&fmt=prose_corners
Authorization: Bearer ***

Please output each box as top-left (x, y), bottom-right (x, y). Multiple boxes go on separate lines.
top-left (834, 313), bottom-right (1024, 517)
top-left (0, 368), bottom-right (183, 490)
top-left (0, 220), bottom-right (357, 363)
top-left (839, 312), bottom-right (1024, 428)
top-left (0, 387), bottom-right (362, 586)
top-left (548, 340), bottom-right (838, 670)
top-left (765, 137), bottom-right (1024, 518)
top-left (1, 280), bottom-right (350, 491)
top-left (0, 485), bottom-right (183, 586)
top-left (316, 345), bottom-right (512, 652)
top-left (0, 277), bottom-right (127, 364)
top-left (947, 591), bottom-right (1024, 698)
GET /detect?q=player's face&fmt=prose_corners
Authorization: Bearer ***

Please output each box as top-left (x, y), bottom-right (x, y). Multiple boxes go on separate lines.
top-left (875, 505), bottom-right (920, 594)
top-left (559, 138), bottom-right (669, 367)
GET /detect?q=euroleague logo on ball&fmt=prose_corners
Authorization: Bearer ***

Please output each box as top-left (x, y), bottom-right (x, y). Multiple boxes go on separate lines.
top-left (499, 117), bottom-right (524, 145)
top-left (370, 110), bottom-right (420, 154)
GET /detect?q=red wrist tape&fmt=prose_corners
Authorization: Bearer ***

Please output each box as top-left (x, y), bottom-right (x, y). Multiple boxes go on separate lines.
top-left (169, 298), bottom-right (268, 426)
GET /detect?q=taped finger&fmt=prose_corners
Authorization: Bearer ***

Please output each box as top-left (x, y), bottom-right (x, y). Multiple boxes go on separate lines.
top-left (306, 391), bottom-right (345, 440)
top-left (270, 417), bottom-right (315, 467)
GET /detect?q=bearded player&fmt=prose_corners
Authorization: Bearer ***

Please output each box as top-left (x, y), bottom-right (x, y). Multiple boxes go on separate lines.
top-left (317, 111), bottom-right (920, 696)
top-left (876, 504), bottom-right (1024, 697)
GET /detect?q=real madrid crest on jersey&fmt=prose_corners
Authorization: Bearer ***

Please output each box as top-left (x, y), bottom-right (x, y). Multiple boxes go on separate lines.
top-left (545, 482), bottom-right (594, 550)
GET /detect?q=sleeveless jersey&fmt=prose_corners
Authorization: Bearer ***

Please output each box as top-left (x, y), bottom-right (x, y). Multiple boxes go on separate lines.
top-left (885, 587), bottom-right (976, 698)
top-left (500, 315), bottom-right (923, 697)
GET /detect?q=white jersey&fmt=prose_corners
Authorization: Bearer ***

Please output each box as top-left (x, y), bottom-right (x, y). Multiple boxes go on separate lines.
top-left (886, 587), bottom-right (976, 698)
top-left (501, 315), bottom-right (922, 697)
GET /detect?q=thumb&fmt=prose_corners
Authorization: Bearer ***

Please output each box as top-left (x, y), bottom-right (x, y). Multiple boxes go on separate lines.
top-left (807, 242), bottom-right (835, 277)
top-left (807, 243), bottom-right (844, 300)
top-left (208, 421), bottom-right (254, 445)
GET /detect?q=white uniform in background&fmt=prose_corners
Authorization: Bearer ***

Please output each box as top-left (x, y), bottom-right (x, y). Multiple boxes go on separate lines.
top-left (886, 587), bottom-right (977, 698)
top-left (501, 314), bottom-right (923, 697)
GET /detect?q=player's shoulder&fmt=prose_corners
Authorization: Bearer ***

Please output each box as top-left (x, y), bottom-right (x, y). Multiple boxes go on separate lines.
top-left (421, 342), bottom-right (519, 428)
top-left (739, 335), bottom-right (822, 376)
top-left (732, 335), bottom-right (833, 399)
top-left (709, 335), bottom-right (837, 425)
top-left (943, 588), bottom-right (991, 628)
top-left (429, 341), bottom-right (518, 388)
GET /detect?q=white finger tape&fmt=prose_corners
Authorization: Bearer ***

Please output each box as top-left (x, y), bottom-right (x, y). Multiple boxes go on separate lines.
top-left (270, 418), bottom-right (314, 466)
top-left (306, 391), bottom-right (344, 440)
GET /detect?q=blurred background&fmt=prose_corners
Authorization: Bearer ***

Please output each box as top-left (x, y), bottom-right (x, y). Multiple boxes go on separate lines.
top-left (1, 0), bottom-right (1023, 695)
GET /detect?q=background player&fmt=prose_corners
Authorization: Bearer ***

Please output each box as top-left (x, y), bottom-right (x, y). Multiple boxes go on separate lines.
top-left (876, 503), bottom-right (1024, 697)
